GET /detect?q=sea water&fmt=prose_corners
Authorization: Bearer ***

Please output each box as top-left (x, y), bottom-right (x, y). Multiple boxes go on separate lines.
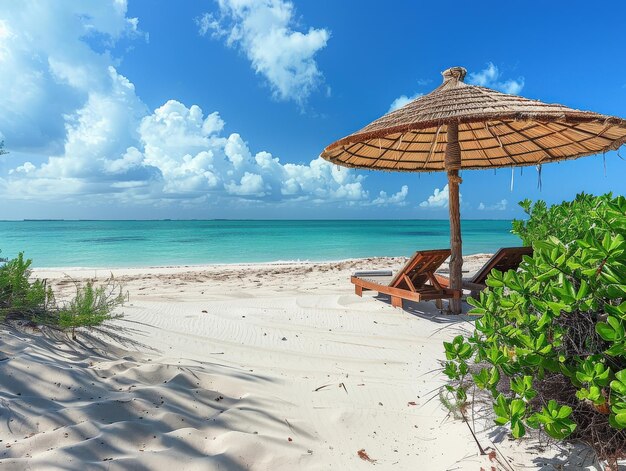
top-left (0, 220), bottom-right (520, 268)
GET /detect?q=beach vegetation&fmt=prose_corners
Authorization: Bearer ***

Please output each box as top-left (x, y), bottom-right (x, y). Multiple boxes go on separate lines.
top-left (0, 250), bottom-right (125, 334)
top-left (56, 281), bottom-right (125, 328)
top-left (443, 193), bottom-right (626, 464)
top-left (0, 252), bottom-right (51, 315)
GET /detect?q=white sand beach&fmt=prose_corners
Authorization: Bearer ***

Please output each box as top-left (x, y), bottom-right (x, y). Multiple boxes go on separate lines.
top-left (0, 255), bottom-right (587, 470)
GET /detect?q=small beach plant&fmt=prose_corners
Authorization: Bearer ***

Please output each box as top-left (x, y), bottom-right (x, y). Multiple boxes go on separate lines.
top-left (55, 279), bottom-right (125, 338)
top-left (443, 193), bottom-right (626, 464)
top-left (0, 251), bottom-right (125, 334)
top-left (0, 252), bottom-right (51, 315)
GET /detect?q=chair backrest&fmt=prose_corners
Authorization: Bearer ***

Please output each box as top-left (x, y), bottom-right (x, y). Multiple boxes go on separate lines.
top-left (390, 249), bottom-right (451, 290)
top-left (470, 246), bottom-right (533, 285)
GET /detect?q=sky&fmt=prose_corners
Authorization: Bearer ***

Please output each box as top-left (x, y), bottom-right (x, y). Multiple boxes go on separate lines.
top-left (0, 0), bottom-right (625, 220)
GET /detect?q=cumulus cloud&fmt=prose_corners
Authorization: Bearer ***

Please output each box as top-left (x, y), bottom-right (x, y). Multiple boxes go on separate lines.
top-left (0, 1), bottom-right (142, 154)
top-left (9, 162), bottom-right (35, 174)
top-left (468, 63), bottom-right (524, 95)
top-left (388, 93), bottom-right (422, 113)
top-left (372, 185), bottom-right (408, 206)
top-left (478, 199), bottom-right (508, 211)
top-left (0, 1), bottom-right (407, 211)
top-left (4, 99), bottom-right (403, 207)
top-left (419, 184), bottom-right (462, 209)
top-left (130, 100), bottom-right (373, 202)
top-left (197, 0), bottom-right (330, 105)
top-left (38, 66), bottom-right (148, 180)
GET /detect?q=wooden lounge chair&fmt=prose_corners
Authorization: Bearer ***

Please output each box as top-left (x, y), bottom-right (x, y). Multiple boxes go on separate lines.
top-left (435, 246), bottom-right (533, 296)
top-left (351, 249), bottom-right (461, 308)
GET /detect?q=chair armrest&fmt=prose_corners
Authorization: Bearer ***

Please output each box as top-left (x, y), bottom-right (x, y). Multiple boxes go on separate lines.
top-left (353, 270), bottom-right (393, 277)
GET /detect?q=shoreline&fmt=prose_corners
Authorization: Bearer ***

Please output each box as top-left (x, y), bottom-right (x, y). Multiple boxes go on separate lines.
top-left (31, 253), bottom-right (497, 279)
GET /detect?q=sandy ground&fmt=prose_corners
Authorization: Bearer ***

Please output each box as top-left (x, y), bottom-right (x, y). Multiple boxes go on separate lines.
top-left (0, 255), bottom-right (596, 470)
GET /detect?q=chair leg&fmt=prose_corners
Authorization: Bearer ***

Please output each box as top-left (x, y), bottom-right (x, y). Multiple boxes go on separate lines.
top-left (390, 296), bottom-right (402, 308)
top-left (434, 299), bottom-right (443, 310)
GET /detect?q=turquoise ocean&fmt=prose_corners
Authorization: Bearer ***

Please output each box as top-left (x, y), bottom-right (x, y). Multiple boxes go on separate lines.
top-left (0, 220), bottom-right (520, 268)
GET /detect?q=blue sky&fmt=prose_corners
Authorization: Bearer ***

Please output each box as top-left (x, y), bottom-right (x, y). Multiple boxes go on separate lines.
top-left (0, 0), bottom-right (625, 220)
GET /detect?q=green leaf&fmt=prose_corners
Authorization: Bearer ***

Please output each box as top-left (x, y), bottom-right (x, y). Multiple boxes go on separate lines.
top-left (611, 370), bottom-right (626, 396)
top-left (576, 279), bottom-right (589, 300)
top-left (443, 362), bottom-right (459, 380)
top-left (472, 368), bottom-right (489, 389)
top-left (606, 302), bottom-right (626, 320)
top-left (556, 404), bottom-right (573, 419)
top-left (494, 394), bottom-right (509, 421)
top-left (511, 418), bottom-right (526, 438)
top-left (597, 316), bottom-right (625, 342)
top-left (609, 414), bottom-right (626, 429)
top-left (510, 399), bottom-right (526, 417)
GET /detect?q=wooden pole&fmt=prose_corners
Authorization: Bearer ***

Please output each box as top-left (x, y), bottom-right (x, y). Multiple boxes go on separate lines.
top-left (445, 122), bottom-right (463, 314)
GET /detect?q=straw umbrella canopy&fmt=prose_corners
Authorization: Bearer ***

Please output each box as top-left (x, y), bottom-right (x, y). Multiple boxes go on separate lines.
top-left (321, 66), bottom-right (626, 313)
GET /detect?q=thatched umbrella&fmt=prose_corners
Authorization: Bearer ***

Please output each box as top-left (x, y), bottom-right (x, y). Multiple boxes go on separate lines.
top-left (321, 66), bottom-right (626, 313)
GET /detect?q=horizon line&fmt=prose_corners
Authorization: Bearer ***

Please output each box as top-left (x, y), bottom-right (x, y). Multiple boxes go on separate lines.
top-left (0, 218), bottom-right (518, 222)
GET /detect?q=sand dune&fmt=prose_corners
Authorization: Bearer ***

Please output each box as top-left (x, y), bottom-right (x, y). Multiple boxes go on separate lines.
top-left (0, 256), bottom-right (591, 470)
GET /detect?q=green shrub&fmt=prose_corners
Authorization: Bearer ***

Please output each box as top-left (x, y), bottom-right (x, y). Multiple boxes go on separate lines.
top-left (0, 251), bottom-right (125, 333)
top-left (0, 252), bottom-right (51, 316)
top-left (57, 280), bottom-right (125, 329)
top-left (444, 193), bottom-right (626, 462)
top-left (512, 193), bottom-right (622, 247)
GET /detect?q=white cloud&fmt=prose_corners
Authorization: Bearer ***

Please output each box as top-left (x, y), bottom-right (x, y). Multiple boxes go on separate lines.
top-left (0, 1), bottom-right (142, 154)
top-left (104, 147), bottom-right (145, 174)
top-left (494, 199), bottom-right (507, 210)
top-left (9, 162), bottom-right (35, 174)
top-left (468, 63), bottom-right (524, 95)
top-left (420, 185), bottom-right (448, 208)
top-left (419, 184), bottom-right (462, 209)
top-left (0, 1), bottom-right (407, 211)
top-left (388, 93), bottom-right (422, 113)
top-left (38, 67), bottom-right (147, 180)
top-left (478, 199), bottom-right (508, 211)
top-left (225, 172), bottom-right (266, 196)
top-left (127, 100), bottom-right (373, 202)
top-left (372, 185), bottom-right (408, 206)
top-left (4, 99), bottom-right (407, 207)
top-left (197, 0), bottom-right (330, 105)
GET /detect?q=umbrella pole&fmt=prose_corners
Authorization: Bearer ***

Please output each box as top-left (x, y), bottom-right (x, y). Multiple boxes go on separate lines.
top-left (445, 122), bottom-right (463, 314)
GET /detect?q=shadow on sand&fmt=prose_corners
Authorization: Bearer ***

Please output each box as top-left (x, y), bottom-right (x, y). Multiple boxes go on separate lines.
top-left (0, 322), bottom-right (293, 470)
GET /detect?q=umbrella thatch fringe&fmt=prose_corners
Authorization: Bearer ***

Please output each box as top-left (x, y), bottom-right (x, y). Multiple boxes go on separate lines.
top-left (323, 139), bottom-right (626, 173)
top-left (321, 66), bottom-right (626, 172)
